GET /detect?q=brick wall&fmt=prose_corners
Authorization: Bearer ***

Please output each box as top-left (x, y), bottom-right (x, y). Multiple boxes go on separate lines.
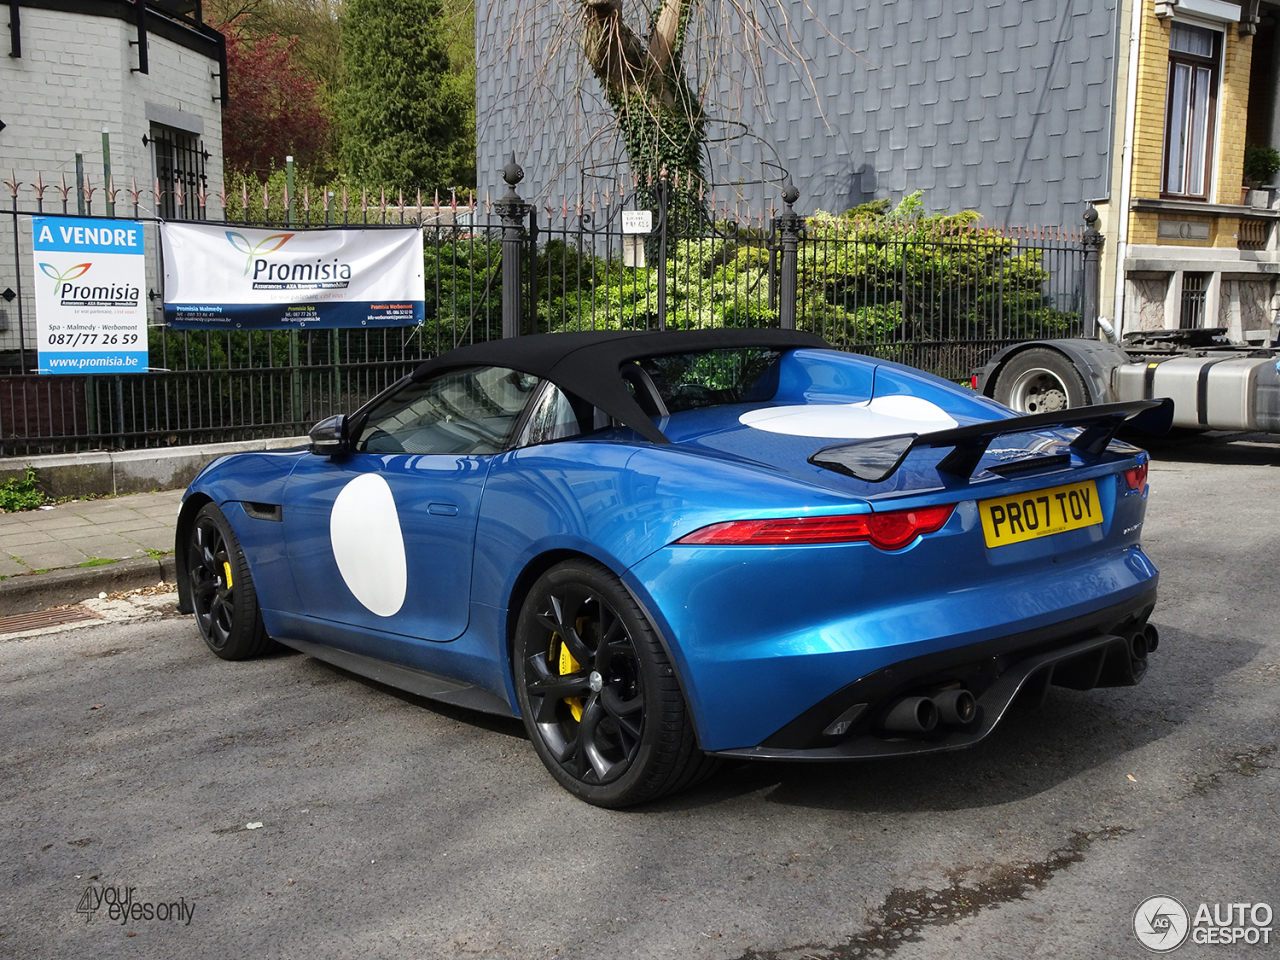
top-left (1127, 7), bottom-right (1254, 247)
top-left (1216, 19), bottom-right (1253, 213)
top-left (0, 7), bottom-right (223, 211)
top-left (1130, 10), bottom-right (1169, 213)
top-left (0, 7), bottom-right (225, 357)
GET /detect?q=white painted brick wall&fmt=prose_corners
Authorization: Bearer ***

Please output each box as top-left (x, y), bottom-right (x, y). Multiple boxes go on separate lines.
top-left (1, 8), bottom-right (226, 355)
top-left (1, 7), bottom-right (224, 216)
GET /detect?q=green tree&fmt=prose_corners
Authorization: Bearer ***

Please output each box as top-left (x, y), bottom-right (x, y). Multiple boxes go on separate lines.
top-left (337, 0), bottom-right (475, 191)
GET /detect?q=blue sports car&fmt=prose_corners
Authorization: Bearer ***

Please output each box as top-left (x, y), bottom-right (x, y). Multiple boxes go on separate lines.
top-left (177, 329), bottom-right (1168, 807)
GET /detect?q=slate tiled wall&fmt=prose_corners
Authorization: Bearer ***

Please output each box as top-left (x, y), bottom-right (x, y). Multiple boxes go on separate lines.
top-left (476, 0), bottom-right (1120, 229)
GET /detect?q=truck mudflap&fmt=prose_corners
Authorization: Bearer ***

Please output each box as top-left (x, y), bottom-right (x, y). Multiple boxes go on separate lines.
top-left (1113, 354), bottom-right (1280, 432)
top-left (975, 338), bottom-right (1131, 404)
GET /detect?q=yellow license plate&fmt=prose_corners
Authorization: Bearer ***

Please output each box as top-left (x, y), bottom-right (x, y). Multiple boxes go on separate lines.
top-left (979, 479), bottom-right (1102, 548)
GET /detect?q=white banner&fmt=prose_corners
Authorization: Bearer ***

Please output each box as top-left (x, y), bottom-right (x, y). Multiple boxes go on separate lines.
top-left (33, 216), bottom-right (148, 375)
top-left (160, 223), bottom-right (425, 330)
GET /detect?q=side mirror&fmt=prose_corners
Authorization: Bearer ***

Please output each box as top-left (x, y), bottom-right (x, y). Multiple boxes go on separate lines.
top-left (309, 414), bottom-right (350, 456)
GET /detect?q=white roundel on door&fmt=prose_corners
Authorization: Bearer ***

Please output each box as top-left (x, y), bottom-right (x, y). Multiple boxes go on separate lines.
top-left (329, 473), bottom-right (407, 617)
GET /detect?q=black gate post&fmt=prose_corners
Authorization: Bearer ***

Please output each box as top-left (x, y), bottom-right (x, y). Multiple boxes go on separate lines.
top-left (656, 179), bottom-right (668, 332)
top-left (1082, 206), bottom-right (1104, 340)
top-left (526, 206), bottom-right (539, 336)
top-left (777, 184), bottom-right (804, 330)
top-left (8, 185), bottom-right (28, 374)
top-left (496, 154), bottom-right (530, 338)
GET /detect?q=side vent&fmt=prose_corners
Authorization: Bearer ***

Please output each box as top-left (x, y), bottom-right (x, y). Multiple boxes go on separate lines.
top-left (242, 502), bottom-right (282, 522)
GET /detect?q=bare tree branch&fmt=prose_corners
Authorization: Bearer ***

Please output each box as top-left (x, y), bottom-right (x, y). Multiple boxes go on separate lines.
top-left (647, 0), bottom-right (684, 70)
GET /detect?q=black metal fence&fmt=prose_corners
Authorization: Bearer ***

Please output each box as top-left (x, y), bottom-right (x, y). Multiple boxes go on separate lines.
top-left (1, 164), bottom-right (1098, 457)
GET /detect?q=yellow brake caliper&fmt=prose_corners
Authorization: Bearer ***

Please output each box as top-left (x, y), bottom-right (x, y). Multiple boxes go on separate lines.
top-left (222, 561), bottom-right (233, 590)
top-left (553, 616), bottom-right (590, 722)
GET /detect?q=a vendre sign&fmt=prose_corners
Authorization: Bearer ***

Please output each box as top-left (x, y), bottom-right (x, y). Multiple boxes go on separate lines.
top-left (32, 216), bottom-right (147, 375)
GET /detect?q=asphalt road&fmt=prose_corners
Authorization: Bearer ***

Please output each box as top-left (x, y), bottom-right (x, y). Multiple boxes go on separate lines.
top-left (2, 433), bottom-right (1278, 960)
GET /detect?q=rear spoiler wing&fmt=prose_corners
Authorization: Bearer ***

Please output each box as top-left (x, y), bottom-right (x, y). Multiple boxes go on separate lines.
top-left (808, 399), bottom-right (1173, 483)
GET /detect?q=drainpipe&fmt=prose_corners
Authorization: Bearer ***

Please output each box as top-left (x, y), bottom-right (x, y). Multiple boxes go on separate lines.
top-left (1112, 0), bottom-right (1145, 337)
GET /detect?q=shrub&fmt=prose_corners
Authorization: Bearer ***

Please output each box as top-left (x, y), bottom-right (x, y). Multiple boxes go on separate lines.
top-left (1244, 143), bottom-right (1280, 187)
top-left (0, 467), bottom-right (47, 512)
top-left (796, 197), bottom-right (1074, 347)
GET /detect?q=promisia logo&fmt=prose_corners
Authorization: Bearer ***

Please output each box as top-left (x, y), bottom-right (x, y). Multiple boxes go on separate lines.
top-left (224, 230), bottom-right (294, 275)
top-left (37, 261), bottom-right (91, 294)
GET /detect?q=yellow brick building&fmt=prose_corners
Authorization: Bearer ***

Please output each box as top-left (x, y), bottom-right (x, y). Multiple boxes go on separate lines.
top-left (1098, 0), bottom-right (1280, 339)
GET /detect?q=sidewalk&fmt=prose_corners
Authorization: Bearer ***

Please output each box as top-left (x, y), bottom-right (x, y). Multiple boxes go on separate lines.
top-left (0, 490), bottom-right (183, 615)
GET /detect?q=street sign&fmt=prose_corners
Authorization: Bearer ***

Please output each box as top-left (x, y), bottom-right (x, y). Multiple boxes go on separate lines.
top-left (621, 211), bottom-right (653, 234)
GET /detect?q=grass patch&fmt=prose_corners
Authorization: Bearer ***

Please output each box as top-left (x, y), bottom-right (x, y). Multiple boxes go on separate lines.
top-left (143, 548), bottom-right (173, 560)
top-left (0, 467), bottom-right (48, 512)
top-left (77, 557), bottom-right (119, 568)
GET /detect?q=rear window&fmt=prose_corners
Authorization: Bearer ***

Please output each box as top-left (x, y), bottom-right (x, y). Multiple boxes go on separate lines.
top-left (630, 347), bottom-right (782, 414)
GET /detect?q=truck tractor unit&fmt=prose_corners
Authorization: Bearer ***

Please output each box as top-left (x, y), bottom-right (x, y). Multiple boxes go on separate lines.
top-left (974, 328), bottom-right (1280, 434)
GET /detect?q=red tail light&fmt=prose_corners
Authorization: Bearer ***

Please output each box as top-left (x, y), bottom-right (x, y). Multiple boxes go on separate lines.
top-left (970, 375), bottom-right (978, 390)
top-left (1123, 461), bottom-right (1148, 491)
top-left (675, 504), bottom-right (956, 551)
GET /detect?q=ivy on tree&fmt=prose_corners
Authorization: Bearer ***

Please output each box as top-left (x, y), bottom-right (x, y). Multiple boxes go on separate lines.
top-left (582, 0), bottom-right (707, 225)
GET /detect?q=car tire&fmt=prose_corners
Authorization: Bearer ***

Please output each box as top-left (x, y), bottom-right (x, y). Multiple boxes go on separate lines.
top-left (187, 502), bottom-right (271, 660)
top-left (513, 559), bottom-right (717, 807)
top-left (993, 347), bottom-right (1089, 414)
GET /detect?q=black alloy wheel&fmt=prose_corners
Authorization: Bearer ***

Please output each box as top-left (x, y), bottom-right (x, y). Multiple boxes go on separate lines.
top-left (187, 502), bottom-right (270, 660)
top-left (513, 559), bottom-right (717, 807)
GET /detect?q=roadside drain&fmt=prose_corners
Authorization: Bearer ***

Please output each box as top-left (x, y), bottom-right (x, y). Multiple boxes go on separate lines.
top-left (0, 605), bottom-right (101, 636)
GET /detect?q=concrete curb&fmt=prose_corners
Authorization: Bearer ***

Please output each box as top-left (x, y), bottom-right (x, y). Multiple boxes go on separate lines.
top-left (0, 554), bottom-right (179, 616)
top-left (0, 436), bottom-right (309, 499)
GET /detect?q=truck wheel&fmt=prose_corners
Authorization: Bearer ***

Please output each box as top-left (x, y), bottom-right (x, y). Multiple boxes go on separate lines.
top-left (993, 348), bottom-right (1089, 414)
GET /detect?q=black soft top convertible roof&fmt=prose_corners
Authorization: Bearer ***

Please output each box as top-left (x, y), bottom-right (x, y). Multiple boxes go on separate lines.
top-left (409, 329), bottom-right (828, 444)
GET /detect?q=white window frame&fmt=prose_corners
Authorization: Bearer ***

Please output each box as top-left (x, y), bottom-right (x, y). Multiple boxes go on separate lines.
top-left (1160, 21), bottom-right (1223, 201)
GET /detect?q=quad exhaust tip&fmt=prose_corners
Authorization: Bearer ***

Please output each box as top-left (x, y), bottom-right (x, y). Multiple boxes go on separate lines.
top-left (1130, 624), bottom-right (1159, 662)
top-left (933, 688), bottom-right (977, 726)
top-left (1130, 632), bottom-right (1148, 661)
top-left (881, 696), bottom-right (939, 735)
top-left (879, 688), bottom-right (978, 737)
top-left (874, 629), bottom-right (1156, 739)
top-left (850, 627), bottom-right (1160, 745)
